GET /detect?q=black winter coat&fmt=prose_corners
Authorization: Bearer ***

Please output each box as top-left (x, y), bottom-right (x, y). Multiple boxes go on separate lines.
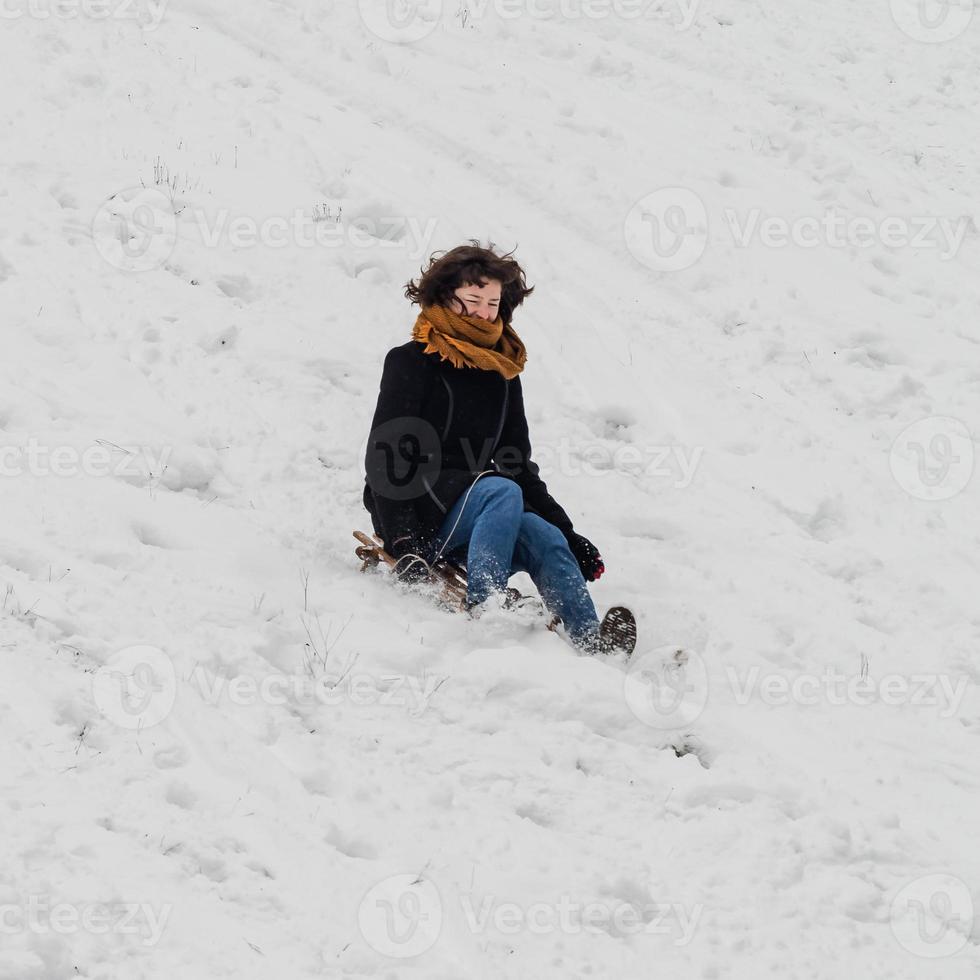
top-left (363, 340), bottom-right (575, 557)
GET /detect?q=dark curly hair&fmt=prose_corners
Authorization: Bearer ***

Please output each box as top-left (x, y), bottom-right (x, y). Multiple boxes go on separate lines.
top-left (404, 240), bottom-right (534, 328)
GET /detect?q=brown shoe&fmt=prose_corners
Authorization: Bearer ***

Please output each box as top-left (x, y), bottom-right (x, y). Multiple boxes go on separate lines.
top-left (598, 606), bottom-right (637, 657)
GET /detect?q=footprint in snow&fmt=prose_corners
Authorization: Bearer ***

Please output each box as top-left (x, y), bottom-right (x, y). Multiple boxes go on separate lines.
top-left (216, 274), bottom-right (260, 304)
top-left (164, 780), bottom-right (198, 810)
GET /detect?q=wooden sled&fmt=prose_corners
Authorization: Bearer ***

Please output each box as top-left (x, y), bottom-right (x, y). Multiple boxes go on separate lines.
top-left (353, 529), bottom-right (468, 611)
top-left (353, 530), bottom-right (560, 630)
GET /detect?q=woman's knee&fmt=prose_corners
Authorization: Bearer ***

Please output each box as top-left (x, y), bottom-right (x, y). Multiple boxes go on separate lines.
top-left (477, 477), bottom-right (524, 518)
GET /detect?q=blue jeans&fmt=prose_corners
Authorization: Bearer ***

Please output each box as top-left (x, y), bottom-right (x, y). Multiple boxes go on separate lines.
top-left (430, 476), bottom-right (600, 648)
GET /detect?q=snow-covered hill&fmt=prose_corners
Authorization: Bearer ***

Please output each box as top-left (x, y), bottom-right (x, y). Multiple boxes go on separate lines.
top-left (1, 1), bottom-right (978, 977)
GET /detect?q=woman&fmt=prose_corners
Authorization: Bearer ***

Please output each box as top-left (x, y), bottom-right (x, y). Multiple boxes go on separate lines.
top-left (363, 242), bottom-right (636, 656)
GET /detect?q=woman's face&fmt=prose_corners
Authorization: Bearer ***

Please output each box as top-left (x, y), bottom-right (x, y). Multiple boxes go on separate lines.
top-left (449, 279), bottom-right (502, 322)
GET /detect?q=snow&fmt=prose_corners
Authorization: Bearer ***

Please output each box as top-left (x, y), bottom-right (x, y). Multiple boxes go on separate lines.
top-left (1, 0), bottom-right (978, 977)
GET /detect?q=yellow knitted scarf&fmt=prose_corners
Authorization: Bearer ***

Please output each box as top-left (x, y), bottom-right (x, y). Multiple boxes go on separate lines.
top-left (412, 304), bottom-right (527, 379)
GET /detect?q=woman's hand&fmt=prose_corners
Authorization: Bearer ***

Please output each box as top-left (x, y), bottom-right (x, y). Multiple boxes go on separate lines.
top-left (566, 533), bottom-right (605, 582)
